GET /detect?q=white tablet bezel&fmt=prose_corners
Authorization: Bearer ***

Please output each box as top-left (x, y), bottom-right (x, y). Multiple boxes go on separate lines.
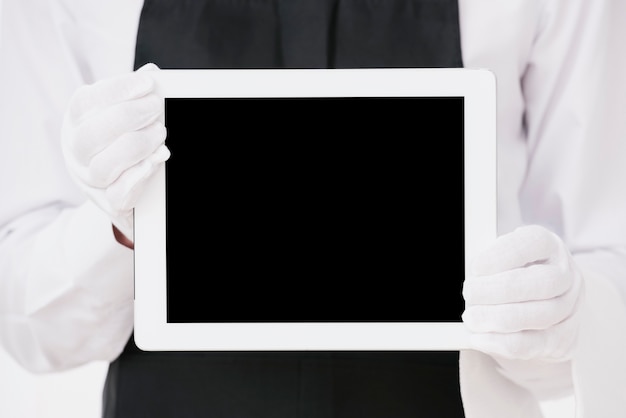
top-left (133, 68), bottom-right (497, 351)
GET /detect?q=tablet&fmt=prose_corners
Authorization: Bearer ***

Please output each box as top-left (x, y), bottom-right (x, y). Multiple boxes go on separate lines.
top-left (133, 68), bottom-right (496, 351)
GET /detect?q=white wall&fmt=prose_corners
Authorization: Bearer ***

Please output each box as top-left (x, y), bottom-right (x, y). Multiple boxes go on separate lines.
top-left (0, 347), bottom-right (107, 418)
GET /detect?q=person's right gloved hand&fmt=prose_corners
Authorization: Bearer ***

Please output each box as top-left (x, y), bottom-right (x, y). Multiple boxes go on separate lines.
top-left (462, 225), bottom-right (583, 362)
top-left (61, 63), bottom-right (170, 242)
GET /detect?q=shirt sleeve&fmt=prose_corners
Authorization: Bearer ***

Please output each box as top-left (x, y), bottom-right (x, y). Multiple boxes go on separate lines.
top-left (519, 0), bottom-right (626, 301)
top-left (499, 0), bottom-right (626, 406)
top-left (459, 0), bottom-right (626, 410)
top-left (0, 1), bottom-right (137, 373)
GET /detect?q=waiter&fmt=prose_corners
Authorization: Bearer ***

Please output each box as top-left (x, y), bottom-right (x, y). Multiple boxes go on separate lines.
top-left (1, 1), bottom-right (626, 417)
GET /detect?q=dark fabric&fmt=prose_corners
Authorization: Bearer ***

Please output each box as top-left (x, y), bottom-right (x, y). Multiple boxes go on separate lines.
top-left (105, 1), bottom-right (466, 417)
top-left (134, 0), bottom-right (463, 69)
top-left (104, 336), bottom-right (465, 418)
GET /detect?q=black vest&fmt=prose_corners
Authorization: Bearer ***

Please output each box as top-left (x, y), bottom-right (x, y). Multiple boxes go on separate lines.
top-left (103, 1), bottom-right (465, 417)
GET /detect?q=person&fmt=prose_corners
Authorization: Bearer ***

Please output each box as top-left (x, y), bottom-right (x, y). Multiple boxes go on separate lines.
top-left (2, 0), bottom-right (626, 417)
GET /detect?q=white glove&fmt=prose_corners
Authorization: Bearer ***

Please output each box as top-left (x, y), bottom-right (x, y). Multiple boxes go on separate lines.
top-left (61, 63), bottom-right (170, 240)
top-left (462, 225), bottom-right (584, 362)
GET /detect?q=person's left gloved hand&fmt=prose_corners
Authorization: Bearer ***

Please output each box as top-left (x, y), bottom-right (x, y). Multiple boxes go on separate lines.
top-left (462, 224), bottom-right (584, 362)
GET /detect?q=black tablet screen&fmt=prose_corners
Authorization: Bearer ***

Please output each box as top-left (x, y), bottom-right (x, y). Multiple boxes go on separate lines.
top-left (164, 97), bottom-right (465, 322)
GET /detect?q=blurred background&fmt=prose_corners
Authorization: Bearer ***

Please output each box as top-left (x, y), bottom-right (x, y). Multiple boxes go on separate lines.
top-left (0, 347), bottom-right (107, 418)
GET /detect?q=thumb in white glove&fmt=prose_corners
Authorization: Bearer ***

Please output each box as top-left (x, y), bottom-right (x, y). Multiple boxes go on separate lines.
top-left (462, 224), bottom-right (584, 363)
top-left (61, 63), bottom-right (170, 241)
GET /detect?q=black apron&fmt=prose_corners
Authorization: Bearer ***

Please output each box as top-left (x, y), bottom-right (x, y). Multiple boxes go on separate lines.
top-left (104, 1), bottom-right (465, 417)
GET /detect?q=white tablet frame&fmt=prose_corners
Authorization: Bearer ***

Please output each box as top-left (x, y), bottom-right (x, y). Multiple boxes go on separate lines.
top-left (134, 68), bottom-right (497, 351)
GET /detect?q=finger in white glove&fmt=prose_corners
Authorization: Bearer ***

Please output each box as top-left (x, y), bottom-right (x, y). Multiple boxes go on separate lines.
top-left (462, 225), bottom-right (584, 362)
top-left (61, 63), bottom-right (170, 240)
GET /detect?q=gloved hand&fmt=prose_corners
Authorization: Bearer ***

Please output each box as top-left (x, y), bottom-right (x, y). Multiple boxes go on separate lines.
top-left (462, 225), bottom-right (584, 363)
top-left (61, 63), bottom-right (170, 241)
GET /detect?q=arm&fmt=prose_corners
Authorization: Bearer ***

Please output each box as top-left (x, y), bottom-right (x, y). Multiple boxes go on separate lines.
top-left (0, 2), bottom-right (147, 372)
top-left (462, 0), bottom-right (626, 404)
top-left (0, 204), bottom-right (135, 372)
top-left (518, 0), bottom-right (626, 294)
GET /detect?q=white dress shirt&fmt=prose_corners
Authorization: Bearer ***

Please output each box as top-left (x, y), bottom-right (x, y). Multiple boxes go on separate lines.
top-left (2, 0), bottom-right (626, 416)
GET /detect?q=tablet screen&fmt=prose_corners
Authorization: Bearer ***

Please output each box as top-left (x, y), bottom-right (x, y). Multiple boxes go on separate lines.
top-left (166, 96), bottom-right (464, 323)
